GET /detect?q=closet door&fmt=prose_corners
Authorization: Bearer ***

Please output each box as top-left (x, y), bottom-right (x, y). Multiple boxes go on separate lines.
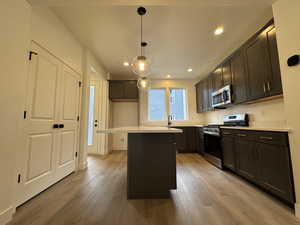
top-left (55, 65), bottom-right (80, 180)
top-left (19, 42), bottom-right (61, 205)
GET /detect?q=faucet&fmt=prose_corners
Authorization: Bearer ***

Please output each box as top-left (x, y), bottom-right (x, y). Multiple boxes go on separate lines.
top-left (168, 115), bottom-right (172, 128)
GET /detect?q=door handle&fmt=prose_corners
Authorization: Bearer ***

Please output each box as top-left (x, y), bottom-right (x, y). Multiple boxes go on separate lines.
top-left (53, 124), bottom-right (59, 129)
top-left (59, 124), bottom-right (64, 128)
top-left (260, 136), bottom-right (273, 140)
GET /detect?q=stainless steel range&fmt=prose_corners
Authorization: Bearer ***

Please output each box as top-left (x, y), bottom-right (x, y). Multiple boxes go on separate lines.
top-left (203, 113), bottom-right (248, 169)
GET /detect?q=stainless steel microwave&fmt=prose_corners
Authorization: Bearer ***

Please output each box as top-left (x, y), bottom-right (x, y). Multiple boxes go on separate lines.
top-left (212, 85), bottom-right (232, 108)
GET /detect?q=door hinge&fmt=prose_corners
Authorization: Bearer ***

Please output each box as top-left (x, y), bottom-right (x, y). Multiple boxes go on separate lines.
top-left (23, 111), bottom-right (27, 119)
top-left (77, 116), bottom-right (80, 121)
top-left (79, 81), bottom-right (82, 87)
top-left (75, 152), bottom-right (78, 158)
top-left (29, 51), bottom-right (38, 60)
top-left (18, 174), bottom-right (21, 183)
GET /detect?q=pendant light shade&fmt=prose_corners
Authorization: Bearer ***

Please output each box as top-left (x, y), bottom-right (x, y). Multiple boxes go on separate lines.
top-left (137, 77), bottom-right (151, 91)
top-left (131, 55), bottom-right (151, 77)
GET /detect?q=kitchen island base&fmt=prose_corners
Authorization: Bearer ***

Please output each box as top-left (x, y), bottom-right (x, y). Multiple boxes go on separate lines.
top-left (127, 133), bottom-right (177, 199)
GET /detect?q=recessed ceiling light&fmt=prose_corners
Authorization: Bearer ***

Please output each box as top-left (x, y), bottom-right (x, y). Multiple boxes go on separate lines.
top-left (214, 27), bottom-right (224, 36)
top-left (187, 68), bottom-right (193, 72)
top-left (123, 62), bottom-right (130, 66)
top-left (167, 74), bottom-right (171, 78)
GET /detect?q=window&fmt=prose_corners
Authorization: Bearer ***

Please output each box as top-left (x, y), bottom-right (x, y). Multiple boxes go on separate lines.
top-left (148, 89), bottom-right (166, 121)
top-left (148, 88), bottom-right (188, 121)
top-left (170, 88), bottom-right (187, 121)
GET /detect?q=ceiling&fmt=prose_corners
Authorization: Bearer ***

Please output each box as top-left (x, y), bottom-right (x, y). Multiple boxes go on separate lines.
top-left (49, 0), bottom-right (276, 80)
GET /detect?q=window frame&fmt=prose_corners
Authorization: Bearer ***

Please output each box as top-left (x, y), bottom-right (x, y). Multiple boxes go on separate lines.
top-left (147, 87), bottom-right (189, 122)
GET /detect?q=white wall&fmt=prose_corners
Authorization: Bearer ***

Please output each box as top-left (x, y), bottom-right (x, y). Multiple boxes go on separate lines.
top-left (204, 98), bottom-right (287, 128)
top-left (139, 80), bottom-right (206, 126)
top-left (0, 1), bottom-right (31, 224)
top-left (273, 0), bottom-right (300, 217)
top-left (30, 7), bottom-right (83, 74)
top-left (111, 102), bottom-right (139, 150)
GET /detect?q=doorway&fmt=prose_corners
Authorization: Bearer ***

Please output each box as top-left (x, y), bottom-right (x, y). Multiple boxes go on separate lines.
top-left (87, 79), bottom-right (109, 155)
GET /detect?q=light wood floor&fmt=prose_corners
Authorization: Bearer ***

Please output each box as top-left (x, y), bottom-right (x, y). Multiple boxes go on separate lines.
top-left (9, 151), bottom-right (300, 225)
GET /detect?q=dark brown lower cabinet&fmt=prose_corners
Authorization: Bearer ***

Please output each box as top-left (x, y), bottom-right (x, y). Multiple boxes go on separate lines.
top-left (221, 129), bottom-right (295, 205)
top-left (235, 139), bottom-right (259, 183)
top-left (257, 143), bottom-right (294, 203)
top-left (221, 135), bottom-right (236, 172)
top-left (173, 127), bottom-right (204, 154)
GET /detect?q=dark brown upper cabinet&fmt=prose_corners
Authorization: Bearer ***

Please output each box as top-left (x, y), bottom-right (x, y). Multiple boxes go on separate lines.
top-left (231, 50), bottom-right (248, 104)
top-left (244, 31), bottom-right (271, 101)
top-left (244, 23), bottom-right (283, 101)
top-left (222, 60), bottom-right (232, 86)
top-left (212, 67), bottom-right (223, 92)
top-left (109, 80), bottom-right (139, 102)
top-left (266, 26), bottom-right (283, 96)
top-left (195, 81), bottom-right (203, 113)
top-left (207, 75), bottom-right (214, 111)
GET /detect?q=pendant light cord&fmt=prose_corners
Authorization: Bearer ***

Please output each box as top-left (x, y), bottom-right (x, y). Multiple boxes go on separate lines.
top-left (140, 15), bottom-right (143, 56)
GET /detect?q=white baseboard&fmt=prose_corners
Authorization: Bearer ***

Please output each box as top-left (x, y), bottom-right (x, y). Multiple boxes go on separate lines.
top-left (0, 207), bottom-right (14, 225)
top-left (295, 203), bottom-right (300, 218)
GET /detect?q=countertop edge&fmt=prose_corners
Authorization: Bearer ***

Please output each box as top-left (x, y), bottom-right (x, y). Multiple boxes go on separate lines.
top-left (220, 126), bottom-right (292, 133)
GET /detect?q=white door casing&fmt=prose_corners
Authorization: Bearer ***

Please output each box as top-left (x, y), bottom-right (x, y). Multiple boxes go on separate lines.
top-left (17, 42), bottom-right (81, 205)
top-left (87, 80), bottom-right (100, 154)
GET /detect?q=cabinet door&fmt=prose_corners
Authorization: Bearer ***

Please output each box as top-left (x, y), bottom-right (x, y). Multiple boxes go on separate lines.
top-left (212, 67), bottom-right (223, 92)
top-left (186, 127), bottom-right (197, 153)
top-left (244, 32), bottom-right (271, 101)
top-left (257, 143), bottom-right (294, 203)
top-left (236, 139), bottom-right (258, 182)
top-left (222, 60), bottom-right (232, 86)
top-left (195, 128), bottom-right (205, 155)
top-left (124, 80), bottom-right (138, 99)
top-left (109, 81), bottom-right (124, 99)
top-left (207, 76), bottom-right (214, 111)
top-left (222, 136), bottom-right (236, 171)
top-left (266, 26), bottom-right (283, 96)
top-left (202, 79), bottom-right (209, 112)
top-left (174, 128), bottom-right (186, 153)
top-left (195, 82), bottom-right (203, 113)
top-left (231, 51), bottom-right (248, 104)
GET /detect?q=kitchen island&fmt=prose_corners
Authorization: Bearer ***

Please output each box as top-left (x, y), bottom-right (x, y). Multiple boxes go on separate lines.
top-left (97, 127), bottom-right (182, 199)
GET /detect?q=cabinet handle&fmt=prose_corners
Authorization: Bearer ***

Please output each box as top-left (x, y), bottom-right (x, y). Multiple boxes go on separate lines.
top-left (53, 124), bottom-right (59, 129)
top-left (223, 132), bottom-right (231, 135)
top-left (260, 136), bottom-right (273, 140)
top-left (263, 83), bottom-right (266, 93)
top-left (237, 134), bottom-right (247, 137)
top-left (59, 124), bottom-right (64, 129)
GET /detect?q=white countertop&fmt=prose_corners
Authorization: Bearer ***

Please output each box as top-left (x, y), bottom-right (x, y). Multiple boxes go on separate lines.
top-left (97, 126), bottom-right (183, 134)
top-left (170, 124), bottom-right (205, 128)
top-left (220, 126), bottom-right (292, 133)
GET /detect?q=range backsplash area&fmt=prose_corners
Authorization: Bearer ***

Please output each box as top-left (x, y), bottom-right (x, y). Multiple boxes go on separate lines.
top-left (203, 98), bottom-right (287, 128)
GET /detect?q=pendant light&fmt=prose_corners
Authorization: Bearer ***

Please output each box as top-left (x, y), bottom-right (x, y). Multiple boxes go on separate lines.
top-left (131, 7), bottom-right (151, 77)
top-left (137, 77), bottom-right (151, 90)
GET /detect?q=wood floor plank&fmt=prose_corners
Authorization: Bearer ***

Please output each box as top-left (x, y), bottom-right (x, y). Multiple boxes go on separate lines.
top-left (9, 151), bottom-right (300, 225)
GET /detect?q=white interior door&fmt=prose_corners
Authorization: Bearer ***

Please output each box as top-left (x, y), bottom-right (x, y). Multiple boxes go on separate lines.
top-left (87, 80), bottom-right (101, 154)
top-left (55, 65), bottom-right (80, 180)
top-left (18, 42), bottom-right (61, 205)
top-left (18, 42), bottom-right (81, 205)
